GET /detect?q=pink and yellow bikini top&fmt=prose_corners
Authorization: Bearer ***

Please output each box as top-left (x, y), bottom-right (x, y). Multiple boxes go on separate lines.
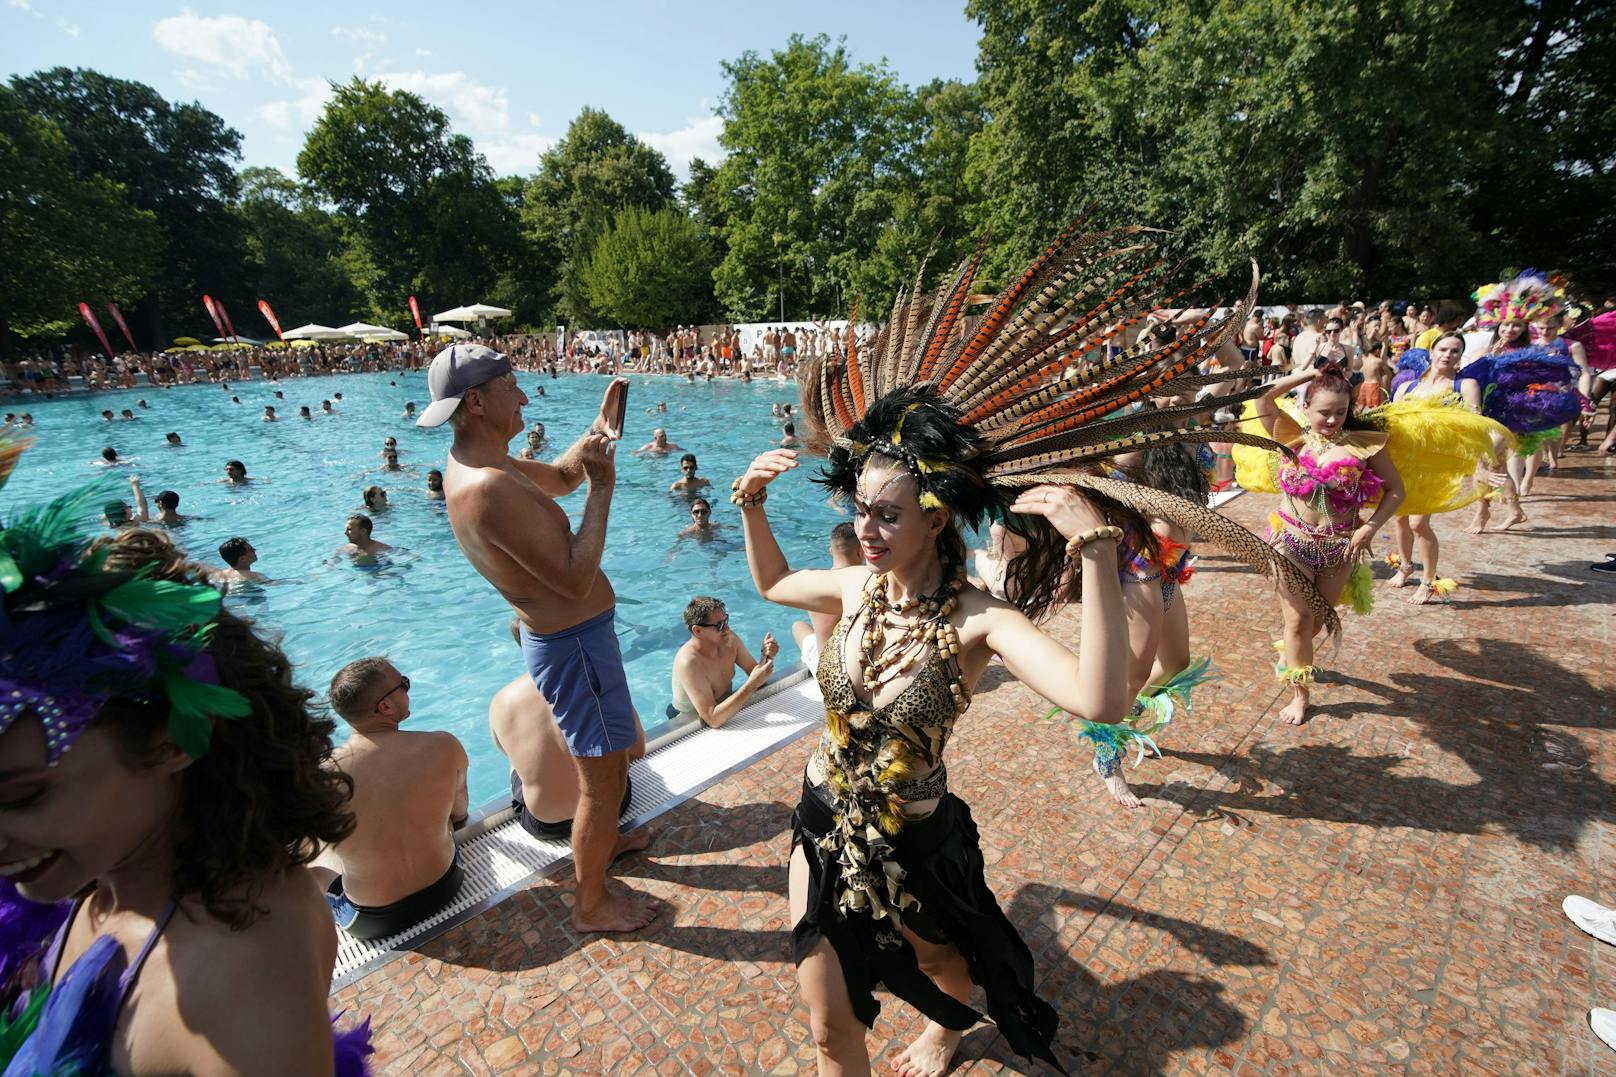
top-left (1278, 448), bottom-right (1384, 513)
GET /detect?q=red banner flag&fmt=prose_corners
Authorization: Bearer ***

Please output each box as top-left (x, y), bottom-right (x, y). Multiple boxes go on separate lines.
top-left (408, 295), bottom-right (423, 334)
top-left (105, 302), bottom-right (138, 351)
top-left (216, 300), bottom-right (239, 343)
top-left (257, 299), bottom-right (285, 341)
top-left (78, 302), bottom-right (115, 359)
top-left (202, 294), bottom-right (227, 341)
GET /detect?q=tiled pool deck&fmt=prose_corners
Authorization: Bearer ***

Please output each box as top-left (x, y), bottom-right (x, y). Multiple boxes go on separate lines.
top-left (335, 454), bottom-right (1616, 1076)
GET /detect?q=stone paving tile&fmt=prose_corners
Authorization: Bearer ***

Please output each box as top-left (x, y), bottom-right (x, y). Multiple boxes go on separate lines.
top-left (336, 453), bottom-right (1616, 1075)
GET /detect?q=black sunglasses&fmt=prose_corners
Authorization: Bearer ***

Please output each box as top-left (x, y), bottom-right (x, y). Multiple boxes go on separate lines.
top-left (377, 675), bottom-right (410, 706)
top-left (697, 619), bottom-right (729, 633)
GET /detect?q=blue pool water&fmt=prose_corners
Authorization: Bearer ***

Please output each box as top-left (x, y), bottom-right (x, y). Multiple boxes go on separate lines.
top-left (4, 371), bottom-right (844, 805)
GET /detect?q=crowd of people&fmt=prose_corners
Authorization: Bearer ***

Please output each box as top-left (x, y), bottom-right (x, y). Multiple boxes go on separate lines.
top-left (1, 238), bottom-right (1614, 1075)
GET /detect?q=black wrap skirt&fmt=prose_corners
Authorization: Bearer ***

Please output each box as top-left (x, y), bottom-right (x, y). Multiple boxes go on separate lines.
top-left (790, 776), bottom-right (1061, 1069)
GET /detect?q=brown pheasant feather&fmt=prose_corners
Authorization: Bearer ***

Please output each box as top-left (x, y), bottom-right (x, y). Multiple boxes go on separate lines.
top-left (991, 471), bottom-right (1341, 641)
top-left (912, 238), bottom-right (986, 384)
top-left (985, 427), bottom-right (1286, 476)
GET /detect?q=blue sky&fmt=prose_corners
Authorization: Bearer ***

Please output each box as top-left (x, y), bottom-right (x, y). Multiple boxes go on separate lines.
top-left (2, 2), bottom-right (982, 179)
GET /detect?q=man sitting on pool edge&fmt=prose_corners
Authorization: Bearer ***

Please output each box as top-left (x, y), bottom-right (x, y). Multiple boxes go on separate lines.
top-left (318, 657), bottom-right (469, 940)
top-left (491, 620), bottom-right (647, 842)
top-left (669, 596), bottom-right (777, 729)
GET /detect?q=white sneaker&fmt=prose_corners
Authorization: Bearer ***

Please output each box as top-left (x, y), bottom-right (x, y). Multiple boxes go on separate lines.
top-left (1564, 896), bottom-right (1616, 947)
top-left (1590, 1008), bottom-right (1616, 1052)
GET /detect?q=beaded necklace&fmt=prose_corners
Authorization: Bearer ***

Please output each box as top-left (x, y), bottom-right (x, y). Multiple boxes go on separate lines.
top-left (855, 562), bottom-right (971, 714)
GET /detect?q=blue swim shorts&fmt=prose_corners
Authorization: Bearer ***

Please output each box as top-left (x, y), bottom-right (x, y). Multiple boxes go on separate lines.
top-left (519, 608), bottom-right (638, 758)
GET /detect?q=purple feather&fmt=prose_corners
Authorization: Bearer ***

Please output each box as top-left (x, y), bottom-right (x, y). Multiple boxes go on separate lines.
top-left (0, 880), bottom-right (69, 996)
top-left (331, 1013), bottom-right (375, 1076)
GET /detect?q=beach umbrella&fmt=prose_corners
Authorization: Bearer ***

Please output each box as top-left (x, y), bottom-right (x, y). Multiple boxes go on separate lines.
top-left (211, 335), bottom-right (265, 347)
top-left (338, 322), bottom-right (409, 342)
top-left (281, 323), bottom-right (355, 342)
top-left (171, 336), bottom-right (202, 347)
top-left (289, 340), bottom-right (318, 349)
top-left (431, 303), bottom-right (513, 322)
top-left (430, 324), bottom-right (472, 339)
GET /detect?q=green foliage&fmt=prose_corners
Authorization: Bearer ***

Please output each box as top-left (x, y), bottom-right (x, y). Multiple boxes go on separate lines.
top-left (9, 66), bottom-right (244, 342)
top-left (299, 78), bottom-right (513, 323)
top-left (712, 35), bottom-right (924, 321)
top-left (521, 108), bottom-right (678, 324)
top-left (234, 167), bottom-right (361, 327)
top-left (965, 0), bottom-right (1614, 298)
top-left (0, 85), bottom-right (160, 346)
top-left (579, 206), bottom-right (718, 328)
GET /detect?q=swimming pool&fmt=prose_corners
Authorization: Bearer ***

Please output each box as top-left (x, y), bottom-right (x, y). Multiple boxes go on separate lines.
top-left (4, 370), bottom-right (845, 805)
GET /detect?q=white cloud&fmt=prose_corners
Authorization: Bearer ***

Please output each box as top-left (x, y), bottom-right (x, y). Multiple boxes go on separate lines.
top-left (8, 0), bottom-right (32, 11)
top-left (152, 9), bottom-right (290, 80)
top-left (374, 70), bottom-right (513, 135)
top-left (526, 111), bottom-right (542, 129)
top-left (331, 23), bottom-right (387, 46)
top-left (638, 114), bottom-right (723, 179)
top-left (481, 134), bottom-right (554, 176)
top-left (58, 19), bottom-right (79, 36)
top-left (259, 77), bottom-right (332, 129)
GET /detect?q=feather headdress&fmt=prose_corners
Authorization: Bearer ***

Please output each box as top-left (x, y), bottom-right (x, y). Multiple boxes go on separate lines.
top-left (805, 220), bottom-right (1340, 637)
top-left (0, 430), bottom-right (250, 762)
top-left (1472, 270), bottom-right (1565, 328)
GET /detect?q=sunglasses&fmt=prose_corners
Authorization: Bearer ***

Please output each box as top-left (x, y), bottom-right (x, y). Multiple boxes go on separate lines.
top-left (377, 674), bottom-right (410, 706)
top-left (697, 619), bottom-right (729, 633)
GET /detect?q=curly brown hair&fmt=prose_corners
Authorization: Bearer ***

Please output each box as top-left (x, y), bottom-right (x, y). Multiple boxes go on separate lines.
top-left (86, 529), bottom-right (355, 929)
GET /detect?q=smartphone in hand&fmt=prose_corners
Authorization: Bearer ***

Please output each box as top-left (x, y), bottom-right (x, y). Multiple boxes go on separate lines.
top-left (610, 380), bottom-right (629, 440)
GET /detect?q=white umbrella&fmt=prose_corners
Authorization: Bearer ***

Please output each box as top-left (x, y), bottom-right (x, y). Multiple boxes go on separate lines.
top-left (432, 303), bottom-right (513, 322)
top-left (430, 324), bottom-right (472, 339)
top-left (210, 335), bottom-right (265, 346)
top-left (281, 323), bottom-right (355, 342)
top-left (337, 322), bottom-right (408, 342)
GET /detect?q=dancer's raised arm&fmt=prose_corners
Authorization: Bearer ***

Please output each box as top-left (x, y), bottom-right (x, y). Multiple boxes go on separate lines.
top-left (733, 449), bottom-right (844, 614)
top-left (981, 486), bottom-right (1132, 725)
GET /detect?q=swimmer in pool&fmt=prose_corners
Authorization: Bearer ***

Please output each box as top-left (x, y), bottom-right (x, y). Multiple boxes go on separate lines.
top-left (669, 596), bottom-right (777, 729)
top-left (425, 469), bottom-right (445, 501)
top-left (216, 536), bottom-right (269, 586)
top-left (636, 428), bottom-right (682, 456)
top-left (337, 513), bottom-right (392, 562)
top-left (669, 453), bottom-right (711, 495)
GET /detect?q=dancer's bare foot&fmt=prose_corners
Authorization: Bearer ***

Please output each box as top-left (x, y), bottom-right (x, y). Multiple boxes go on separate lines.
top-left (612, 825), bottom-right (654, 861)
top-left (1467, 504), bottom-right (1489, 535)
top-left (573, 887), bottom-right (657, 934)
top-left (1407, 583), bottom-right (1434, 606)
top-left (1500, 507), bottom-right (1528, 531)
top-left (1101, 771), bottom-right (1144, 809)
top-left (1389, 567), bottom-right (1413, 588)
top-left (1279, 687), bottom-right (1309, 726)
top-left (891, 1021), bottom-right (962, 1077)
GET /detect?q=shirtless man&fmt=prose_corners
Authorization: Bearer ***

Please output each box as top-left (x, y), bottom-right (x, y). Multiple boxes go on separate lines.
top-left (491, 621), bottom-right (647, 842)
top-left (216, 536), bottom-right (268, 586)
top-left (636, 428), bottom-right (682, 456)
top-left (337, 513), bottom-right (392, 560)
top-left (780, 421), bottom-right (802, 449)
top-left (425, 469), bottom-right (445, 500)
top-left (320, 658), bottom-right (468, 940)
top-left (669, 453), bottom-right (711, 495)
top-left (152, 489), bottom-right (188, 527)
top-left (670, 596), bottom-right (777, 729)
top-left (789, 522), bottom-right (863, 667)
top-left (421, 343), bottom-right (653, 932)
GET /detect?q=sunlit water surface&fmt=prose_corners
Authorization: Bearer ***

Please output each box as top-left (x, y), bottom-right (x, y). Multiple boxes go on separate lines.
top-left (6, 370), bottom-right (845, 805)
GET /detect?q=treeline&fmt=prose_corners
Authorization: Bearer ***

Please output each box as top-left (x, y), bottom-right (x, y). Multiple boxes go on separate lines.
top-left (2, 0), bottom-right (1611, 354)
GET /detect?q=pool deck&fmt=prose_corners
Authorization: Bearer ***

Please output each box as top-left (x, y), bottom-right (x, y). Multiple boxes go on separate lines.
top-left (335, 453), bottom-right (1616, 1076)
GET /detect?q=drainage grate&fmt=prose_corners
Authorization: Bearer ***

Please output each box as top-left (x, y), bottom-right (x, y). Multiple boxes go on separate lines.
top-left (330, 669), bottom-right (825, 990)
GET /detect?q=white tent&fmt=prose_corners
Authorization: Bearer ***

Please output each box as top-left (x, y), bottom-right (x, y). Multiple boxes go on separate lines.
top-left (337, 322), bottom-right (408, 342)
top-left (432, 303), bottom-right (513, 322)
top-left (281, 323), bottom-right (355, 342)
top-left (210, 335), bottom-right (266, 346)
top-left (429, 324), bottom-right (472, 339)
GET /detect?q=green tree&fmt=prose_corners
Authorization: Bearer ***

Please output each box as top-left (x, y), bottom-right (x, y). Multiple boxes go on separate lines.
top-left (964, 0), bottom-right (1613, 298)
top-left (712, 35), bottom-right (922, 321)
top-left (521, 108), bottom-right (678, 324)
top-left (233, 166), bottom-right (361, 329)
top-left (579, 206), bottom-right (718, 327)
top-left (299, 78), bottom-right (512, 323)
top-left (9, 67), bottom-right (245, 341)
top-left (0, 85), bottom-right (160, 351)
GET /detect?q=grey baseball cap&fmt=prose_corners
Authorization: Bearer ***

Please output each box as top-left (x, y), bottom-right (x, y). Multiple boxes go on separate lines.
top-left (417, 344), bottom-right (513, 427)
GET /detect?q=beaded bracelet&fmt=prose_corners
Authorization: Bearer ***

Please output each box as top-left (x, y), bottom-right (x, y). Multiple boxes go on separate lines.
top-left (730, 479), bottom-right (767, 507)
top-left (1064, 525), bottom-right (1124, 557)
